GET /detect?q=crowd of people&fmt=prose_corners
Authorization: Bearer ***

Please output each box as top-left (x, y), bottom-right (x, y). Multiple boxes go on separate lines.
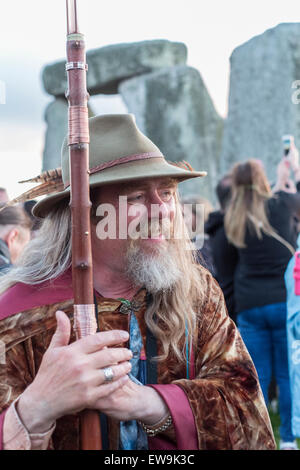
top-left (189, 141), bottom-right (300, 450)
top-left (0, 114), bottom-right (299, 450)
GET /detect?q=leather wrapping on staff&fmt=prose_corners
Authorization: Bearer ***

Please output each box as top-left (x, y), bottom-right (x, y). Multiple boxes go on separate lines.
top-left (73, 304), bottom-right (97, 338)
top-left (68, 106), bottom-right (90, 145)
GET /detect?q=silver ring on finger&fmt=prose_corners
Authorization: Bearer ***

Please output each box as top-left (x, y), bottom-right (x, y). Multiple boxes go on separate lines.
top-left (103, 366), bottom-right (114, 382)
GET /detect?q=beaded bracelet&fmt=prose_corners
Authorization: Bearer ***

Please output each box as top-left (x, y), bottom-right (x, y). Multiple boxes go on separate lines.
top-left (139, 414), bottom-right (173, 437)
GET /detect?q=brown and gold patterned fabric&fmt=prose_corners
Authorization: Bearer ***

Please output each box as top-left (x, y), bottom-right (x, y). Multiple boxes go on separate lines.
top-left (0, 267), bottom-right (276, 450)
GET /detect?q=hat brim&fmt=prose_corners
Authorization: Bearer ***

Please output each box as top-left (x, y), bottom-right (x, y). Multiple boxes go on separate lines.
top-left (32, 158), bottom-right (206, 218)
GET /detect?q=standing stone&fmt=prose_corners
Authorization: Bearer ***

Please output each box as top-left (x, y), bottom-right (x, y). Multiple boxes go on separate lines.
top-left (119, 65), bottom-right (224, 201)
top-left (221, 23), bottom-right (300, 182)
top-left (42, 98), bottom-right (69, 170)
top-left (42, 40), bottom-right (187, 97)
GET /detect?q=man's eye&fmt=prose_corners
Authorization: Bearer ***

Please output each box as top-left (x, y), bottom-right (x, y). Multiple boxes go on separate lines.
top-left (160, 190), bottom-right (173, 200)
top-left (128, 194), bottom-right (144, 203)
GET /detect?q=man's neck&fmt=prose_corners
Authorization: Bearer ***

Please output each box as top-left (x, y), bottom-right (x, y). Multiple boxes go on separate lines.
top-left (92, 261), bottom-right (139, 300)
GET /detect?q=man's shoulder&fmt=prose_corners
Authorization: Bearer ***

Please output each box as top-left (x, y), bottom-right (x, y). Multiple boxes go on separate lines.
top-left (196, 263), bottom-right (222, 297)
top-left (0, 271), bottom-right (73, 321)
top-left (194, 264), bottom-right (227, 321)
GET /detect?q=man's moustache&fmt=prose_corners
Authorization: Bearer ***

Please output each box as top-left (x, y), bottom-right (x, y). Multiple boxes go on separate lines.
top-left (136, 219), bottom-right (172, 239)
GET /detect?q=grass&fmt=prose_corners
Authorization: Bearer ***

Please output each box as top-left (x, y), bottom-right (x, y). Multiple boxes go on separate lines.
top-left (269, 409), bottom-right (281, 449)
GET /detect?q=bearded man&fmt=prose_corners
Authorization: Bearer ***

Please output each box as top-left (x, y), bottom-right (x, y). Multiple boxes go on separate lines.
top-left (0, 115), bottom-right (275, 450)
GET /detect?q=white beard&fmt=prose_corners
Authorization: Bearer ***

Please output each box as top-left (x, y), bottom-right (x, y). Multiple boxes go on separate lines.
top-left (125, 241), bottom-right (182, 293)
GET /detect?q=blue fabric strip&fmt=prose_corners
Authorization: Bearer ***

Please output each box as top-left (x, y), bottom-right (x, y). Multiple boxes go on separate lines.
top-left (119, 311), bottom-right (148, 450)
top-left (185, 321), bottom-right (189, 379)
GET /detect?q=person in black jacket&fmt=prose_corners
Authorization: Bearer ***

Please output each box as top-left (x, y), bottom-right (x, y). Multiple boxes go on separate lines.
top-left (205, 173), bottom-right (237, 322)
top-left (0, 204), bottom-right (32, 274)
top-left (224, 154), bottom-right (300, 450)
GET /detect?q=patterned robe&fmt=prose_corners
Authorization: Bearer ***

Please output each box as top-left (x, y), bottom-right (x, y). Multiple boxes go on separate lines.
top-left (0, 267), bottom-right (276, 450)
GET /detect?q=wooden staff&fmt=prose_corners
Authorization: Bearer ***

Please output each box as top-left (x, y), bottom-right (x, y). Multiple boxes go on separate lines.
top-left (65, 0), bottom-right (102, 450)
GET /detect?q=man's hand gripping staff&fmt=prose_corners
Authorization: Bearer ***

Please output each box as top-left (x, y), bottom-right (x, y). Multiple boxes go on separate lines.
top-left (17, 311), bottom-right (132, 435)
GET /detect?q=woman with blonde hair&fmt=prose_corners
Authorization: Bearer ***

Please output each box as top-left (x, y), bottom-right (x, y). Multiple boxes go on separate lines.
top-left (224, 155), bottom-right (300, 450)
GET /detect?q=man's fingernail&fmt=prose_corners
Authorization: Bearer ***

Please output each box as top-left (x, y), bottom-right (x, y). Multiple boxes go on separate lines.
top-left (120, 331), bottom-right (129, 339)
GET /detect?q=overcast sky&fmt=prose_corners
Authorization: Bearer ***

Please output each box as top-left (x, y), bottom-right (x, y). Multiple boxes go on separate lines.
top-left (1, 0), bottom-right (300, 197)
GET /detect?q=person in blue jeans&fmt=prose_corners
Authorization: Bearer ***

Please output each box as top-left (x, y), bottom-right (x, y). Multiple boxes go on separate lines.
top-left (285, 234), bottom-right (300, 439)
top-left (223, 153), bottom-right (300, 450)
top-left (238, 303), bottom-right (293, 446)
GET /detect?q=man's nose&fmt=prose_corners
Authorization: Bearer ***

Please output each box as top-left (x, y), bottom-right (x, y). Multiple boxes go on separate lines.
top-left (147, 192), bottom-right (174, 220)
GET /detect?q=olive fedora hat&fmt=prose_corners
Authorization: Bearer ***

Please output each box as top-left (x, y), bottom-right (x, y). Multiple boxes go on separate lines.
top-left (33, 114), bottom-right (206, 218)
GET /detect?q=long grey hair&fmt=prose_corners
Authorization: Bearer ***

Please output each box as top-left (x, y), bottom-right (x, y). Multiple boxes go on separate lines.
top-left (0, 201), bottom-right (72, 292)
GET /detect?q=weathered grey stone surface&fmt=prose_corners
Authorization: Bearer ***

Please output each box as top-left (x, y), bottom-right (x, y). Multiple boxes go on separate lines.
top-left (42, 40), bottom-right (187, 97)
top-left (119, 65), bottom-right (224, 201)
top-left (221, 23), bottom-right (300, 182)
top-left (42, 98), bottom-right (69, 170)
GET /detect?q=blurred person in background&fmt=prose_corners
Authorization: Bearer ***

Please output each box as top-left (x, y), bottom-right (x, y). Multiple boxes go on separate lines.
top-left (205, 174), bottom-right (238, 322)
top-left (181, 194), bottom-right (215, 274)
top-left (284, 233), bottom-right (300, 441)
top-left (0, 188), bottom-right (9, 203)
top-left (223, 150), bottom-right (300, 450)
top-left (0, 205), bottom-right (32, 274)
top-left (23, 200), bottom-right (42, 236)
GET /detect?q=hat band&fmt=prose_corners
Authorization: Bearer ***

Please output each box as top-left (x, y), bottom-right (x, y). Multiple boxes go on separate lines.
top-left (64, 151), bottom-right (163, 189)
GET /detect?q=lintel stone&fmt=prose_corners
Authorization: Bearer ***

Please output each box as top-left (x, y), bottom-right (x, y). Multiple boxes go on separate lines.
top-left (42, 40), bottom-right (187, 97)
